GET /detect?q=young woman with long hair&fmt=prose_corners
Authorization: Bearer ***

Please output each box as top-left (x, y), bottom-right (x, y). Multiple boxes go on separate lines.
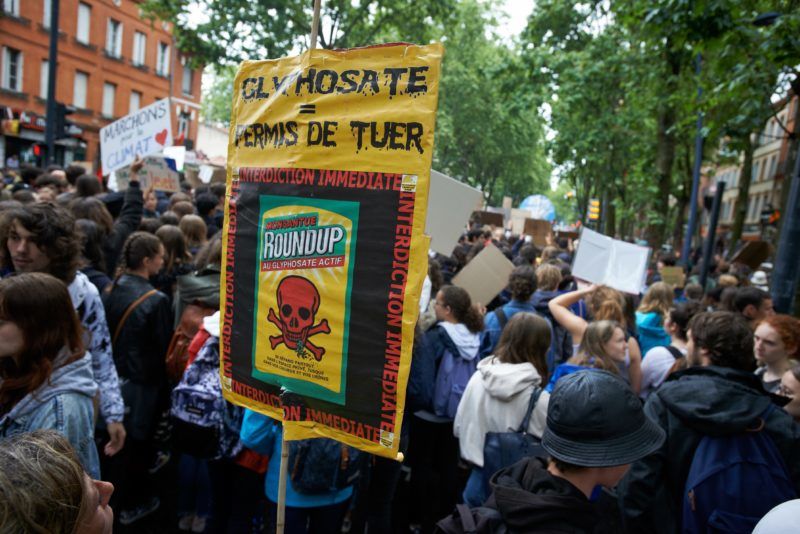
top-left (152, 224), bottom-right (194, 300)
top-left (548, 285), bottom-right (642, 393)
top-left (635, 282), bottom-right (674, 354)
top-left (0, 273), bottom-right (100, 478)
top-left (102, 232), bottom-right (173, 525)
top-left (455, 312), bottom-right (551, 506)
top-left (409, 285), bottom-right (484, 532)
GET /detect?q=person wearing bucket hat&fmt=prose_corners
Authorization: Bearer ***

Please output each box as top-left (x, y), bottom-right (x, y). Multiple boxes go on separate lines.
top-left (436, 370), bottom-right (664, 534)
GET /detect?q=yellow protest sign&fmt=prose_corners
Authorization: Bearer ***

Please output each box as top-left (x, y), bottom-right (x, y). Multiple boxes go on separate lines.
top-left (220, 43), bottom-right (443, 460)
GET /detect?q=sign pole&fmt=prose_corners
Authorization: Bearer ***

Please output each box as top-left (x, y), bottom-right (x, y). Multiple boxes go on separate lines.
top-left (310, 0), bottom-right (322, 49)
top-left (276, 433), bottom-right (289, 534)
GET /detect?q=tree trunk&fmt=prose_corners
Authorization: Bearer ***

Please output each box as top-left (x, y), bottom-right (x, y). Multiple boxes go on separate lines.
top-left (606, 200), bottom-right (617, 237)
top-left (728, 133), bottom-right (755, 257)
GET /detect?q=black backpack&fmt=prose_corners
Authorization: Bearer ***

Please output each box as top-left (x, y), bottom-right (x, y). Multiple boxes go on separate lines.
top-left (435, 504), bottom-right (507, 534)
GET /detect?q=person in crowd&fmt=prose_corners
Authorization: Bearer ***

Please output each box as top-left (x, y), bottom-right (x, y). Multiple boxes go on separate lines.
top-left (779, 364), bottom-right (800, 422)
top-left (455, 312), bottom-right (551, 507)
top-left (240, 412), bottom-right (352, 534)
top-left (0, 203), bottom-right (126, 456)
top-left (635, 282), bottom-right (673, 355)
top-left (750, 270), bottom-right (770, 293)
top-left (76, 218), bottom-right (113, 294)
top-left (139, 217), bottom-right (164, 234)
top-left (618, 311), bottom-right (800, 533)
top-left (683, 282), bottom-right (704, 302)
top-left (152, 224), bottom-right (194, 300)
top-left (480, 265), bottom-right (539, 356)
top-left (172, 200), bottom-right (196, 220)
top-left (195, 192), bottom-right (222, 238)
top-left (102, 231), bottom-right (173, 525)
top-left (439, 370), bottom-right (665, 533)
top-left (0, 273), bottom-right (100, 478)
top-left (717, 273), bottom-right (739, 288)
top-left (754, 314), bottom-right (800, 394)
top-left (549, 285), bottom-right (642, 393)
top-left (531, 263), bottom-right (573, 365)
top-left (75, 174), bottom-right (103, 198)
top-left (160, 210), bottom-right (181, 226)
top-left (0, 430), bottom-right (114, 533)
top-left (733, 286), bottom-right (775, 329)
top-left (180, 214), bottom-right (209, 257)
top-left (410, 285), bottom-right (483, 533)
top-left (547, 320), bottom-right (630, 389)
top-left (143, 187), bottom-right (159, 218)
top-left (70, 172), bottom-right (143, 276)
top-left (639, 301), bottom-right (702, 399)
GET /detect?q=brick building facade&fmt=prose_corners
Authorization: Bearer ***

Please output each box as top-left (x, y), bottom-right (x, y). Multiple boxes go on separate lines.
top-left (0, 0), bottom-right (202, 172)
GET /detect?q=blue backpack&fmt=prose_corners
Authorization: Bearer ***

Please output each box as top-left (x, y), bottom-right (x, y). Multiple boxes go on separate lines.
top-left (433, 347), bottom-right (478, 419)
top-left (682, 406), bottom-right (797, 533)
top-left (287, 438), bottom-right (364, 494)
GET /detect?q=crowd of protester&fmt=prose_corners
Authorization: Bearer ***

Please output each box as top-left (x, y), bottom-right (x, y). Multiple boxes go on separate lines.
top-left (0, 163), bottom-right (798, 533)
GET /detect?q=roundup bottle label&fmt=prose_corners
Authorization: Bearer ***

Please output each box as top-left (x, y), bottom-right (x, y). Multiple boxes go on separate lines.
top-left (252, 194), bottom-right (359, 405)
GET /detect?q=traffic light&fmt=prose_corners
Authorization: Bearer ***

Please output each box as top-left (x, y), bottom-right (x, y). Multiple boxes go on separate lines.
top-left (588, 198), bottom-right (601, 221)
top-left (54, 102), bottom-right (76, 139)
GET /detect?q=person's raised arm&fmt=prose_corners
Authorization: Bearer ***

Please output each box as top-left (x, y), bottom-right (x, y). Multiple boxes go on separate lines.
top-left (548, 285), bottom-right (595, 345)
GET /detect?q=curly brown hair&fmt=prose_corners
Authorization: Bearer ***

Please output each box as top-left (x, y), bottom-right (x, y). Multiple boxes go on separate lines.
top-left (689, 311), bottom-right (755, 372)
top-left (0, 204), bottom-right (81, 283)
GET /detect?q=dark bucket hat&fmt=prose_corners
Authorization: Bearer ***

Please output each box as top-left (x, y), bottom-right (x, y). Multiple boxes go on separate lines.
top-left (541, 370), bottom-right (665, 467)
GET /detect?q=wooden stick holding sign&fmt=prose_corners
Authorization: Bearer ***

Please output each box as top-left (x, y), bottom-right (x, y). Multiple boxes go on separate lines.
top-left (276, 2), bottom-right (323, 530)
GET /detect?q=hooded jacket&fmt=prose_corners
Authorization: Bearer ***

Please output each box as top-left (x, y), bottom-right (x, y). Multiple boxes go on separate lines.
top-left (634, 311), bottom-right (670, 356)
top-left (0, 351), bottom-right (100, 478)
top-left (415, 322), bottom-right (480, 423)
top-left (618, 365), bottom-right (800, 533)
top-left (477, 457), bottom-right (619, 533)
top-left (68, 270), bottom-right (124, 424)
top-left (454, 356), bottom-right (549, 467)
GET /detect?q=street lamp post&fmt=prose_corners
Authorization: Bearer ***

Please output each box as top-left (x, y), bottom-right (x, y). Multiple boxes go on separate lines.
top-left (44, 0), bottom-right (61, 166)
top-left (681, 54), bottom-right (704, 269)
top-left (771, 147), bottom-right (800, 314)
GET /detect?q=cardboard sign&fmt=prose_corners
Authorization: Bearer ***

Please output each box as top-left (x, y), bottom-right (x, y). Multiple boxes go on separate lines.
top-left (502, 196), bottom-right (513, 209)
top-left (221, 44), bottom-right (443, 460)
top-left (473, 210), bottom-right (504, 228)
top-left (571, 228), bottom-right (651, 294)
top-left (452, 243), bottom-right (514, 306)
top-left (100, 98), bottom-right (172, 175)
top-left (425, 170), bottom-right (483, 255)
top-left (555, 230), bottom-right (579, 241)
top-left (114, 155), bottom-right (180, 192)
top-left (730, 241), bottom-right (771, 269)
top-left (524, 219), bottom-right (551, 247)
top-left (660, 266), bottom-right (686, 288)
top-left (509, 208), bottom-right (529, 235)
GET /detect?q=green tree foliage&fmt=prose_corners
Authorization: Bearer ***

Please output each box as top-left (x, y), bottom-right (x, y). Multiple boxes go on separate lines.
top-left (141, 0), bottom-right (455, 65)
top-left (433, 0), bottom-right (550, 205)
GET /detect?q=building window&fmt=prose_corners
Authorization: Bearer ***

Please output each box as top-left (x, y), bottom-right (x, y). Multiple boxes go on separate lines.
top-left (182, 63), bottom-right (193, 95)
top-left (73, 71), bottom-right (88, 109)
top-left (43, 0), bottom-right (53, 28)
top-left (769, 155), bottom-right (778, 180)
top-left (133, 32), bottom-right (146, 66)
top-left (752, 160), bottom-right (760, 182)
top-left (102, 83), bottom-right (116, 117)
top-left (40, 60), bottom-right (49, 99)
top-left (129, 90), bottom-right (141, 113)
top-left (106, 19), bottom-right (123, 58)
top-left (76, 3), bottom-right (91, 44)
top-left (2, 47), bottom-right (23, 92)
top-left (2, 0), bottom-right (19, 17)
top-left (156, 42), bottom-right (170, 76)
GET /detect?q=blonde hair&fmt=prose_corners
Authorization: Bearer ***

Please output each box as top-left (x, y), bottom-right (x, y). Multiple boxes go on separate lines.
top-left (569, 320), bottom-right (623, 374)
top-left (587, 286), bottom-right (626, 326)
top-left (0, 430), bottom-right (85, 534)
top-left (638, 281), bottom-right (673, 317)
top-left (536, 264), bottom-right (562, 291)
top-left (717, 274), bottom-right (739, 287)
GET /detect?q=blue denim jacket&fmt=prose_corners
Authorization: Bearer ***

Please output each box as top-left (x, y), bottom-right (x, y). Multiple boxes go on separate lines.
top-left (0, 351), bottom-right (100, 479)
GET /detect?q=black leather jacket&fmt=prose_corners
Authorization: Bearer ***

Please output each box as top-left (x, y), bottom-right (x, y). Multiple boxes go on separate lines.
top-left (103, 273), bottom-right (172, 385)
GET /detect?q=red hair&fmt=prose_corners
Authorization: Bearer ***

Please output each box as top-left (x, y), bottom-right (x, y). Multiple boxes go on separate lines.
top-left (758, 314), bottom-right (800, 358)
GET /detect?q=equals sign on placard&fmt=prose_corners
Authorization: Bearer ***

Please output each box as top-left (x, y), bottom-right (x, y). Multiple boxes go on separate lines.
top-left (299, 104), bottom-right (316, 114)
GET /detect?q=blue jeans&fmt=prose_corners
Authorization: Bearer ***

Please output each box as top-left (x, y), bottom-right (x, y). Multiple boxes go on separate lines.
top-left (177, 454), bottom-right (212, 518)
top-left (462, 467), bottom-right (488, 508)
